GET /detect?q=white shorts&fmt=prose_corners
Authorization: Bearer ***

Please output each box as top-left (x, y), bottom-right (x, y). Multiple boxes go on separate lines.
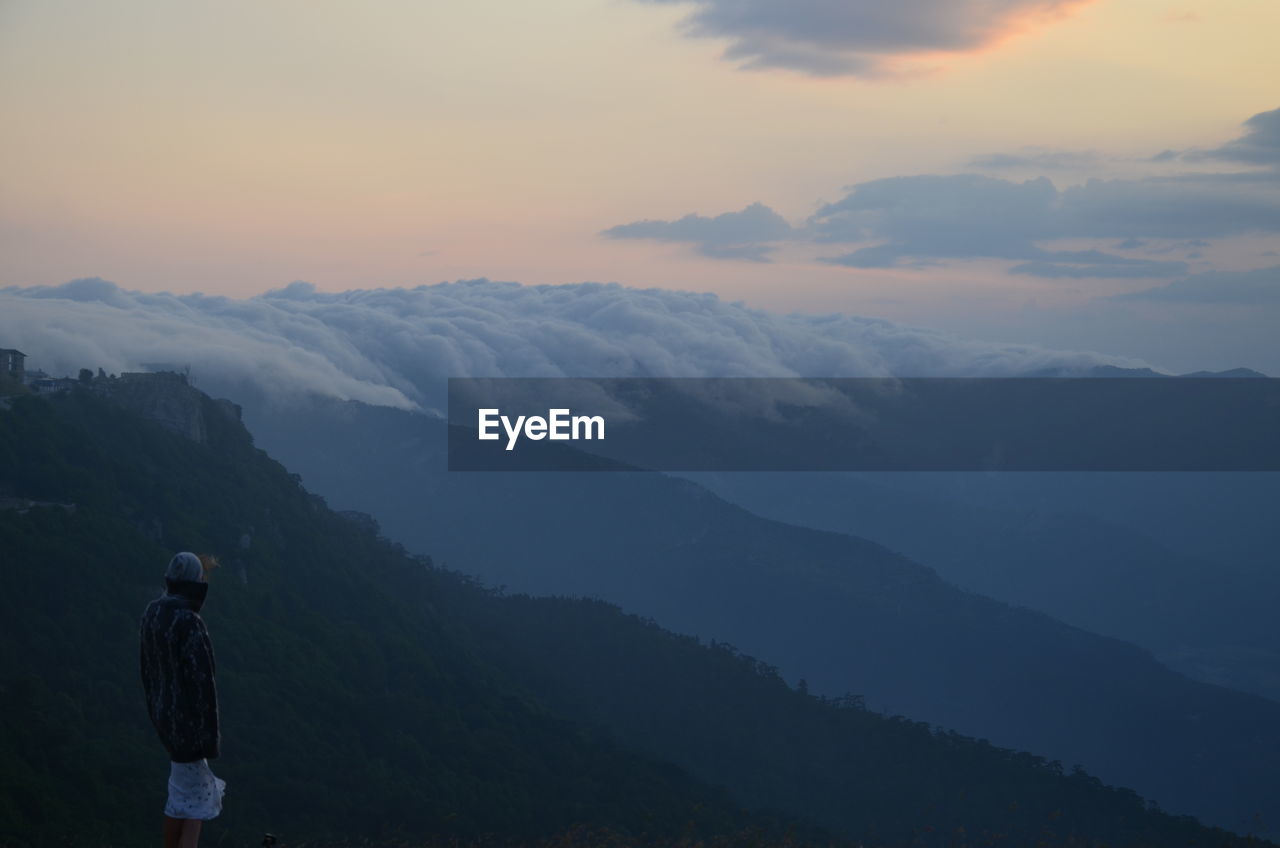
top-left (165, 759), bottom-right (227, 820)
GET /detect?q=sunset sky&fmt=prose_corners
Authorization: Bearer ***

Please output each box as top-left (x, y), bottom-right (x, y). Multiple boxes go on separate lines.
top-left (2, 0), bottom-right (1278, 372)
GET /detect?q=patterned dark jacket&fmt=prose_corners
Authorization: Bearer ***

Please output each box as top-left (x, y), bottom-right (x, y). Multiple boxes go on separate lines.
top-left (140, 579), bottom-right (220, 762)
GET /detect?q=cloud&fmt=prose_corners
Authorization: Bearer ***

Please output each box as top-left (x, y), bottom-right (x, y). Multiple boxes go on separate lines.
top-left (1142, 238), bottom-right (1211, 256)
top-left (601, 107), bottom-right (1280, 282)
top-left (1008, 257), bottom-right (1189, 279)
top-left (600, 202), bottom-right (793, 262)
top-left (1056, 175), bottom-right (1280, 238)
top-left (810, 174), bottom-right (1057, 257)
top-left (967, 148), bottom-right (1102, 170)
top-left (1169, 107), bottom-right (1280, 168)
top-left (601, 174), bottom-right (1278, 279)
top-left (0, 278), bottom-right (1148, 414)
top-left (1111, 265), bottom-right (1280, 304)
top-left (634, 0), bottom-right (1091, 77)
top-left (1201, 107), bottom-right (1280, 166)
top-left (2, 279), bottom-right (419, 410)
top-left (807, 172), bottom-right (1280, 276)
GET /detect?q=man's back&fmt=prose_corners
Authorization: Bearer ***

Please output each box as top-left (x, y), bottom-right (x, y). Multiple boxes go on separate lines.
top-left (139, 582), bottom-right (220, 764)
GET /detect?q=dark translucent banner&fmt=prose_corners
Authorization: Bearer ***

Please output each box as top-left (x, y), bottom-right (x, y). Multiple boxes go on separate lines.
top-left (447, 377), bottom-right (1280, 471)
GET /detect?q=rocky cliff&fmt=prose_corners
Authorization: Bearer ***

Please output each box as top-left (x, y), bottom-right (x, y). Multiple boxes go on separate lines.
top-left (97, 371), bottom-right (241, 444)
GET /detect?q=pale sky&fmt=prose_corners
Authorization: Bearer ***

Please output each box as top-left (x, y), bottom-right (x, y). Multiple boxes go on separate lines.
top-left (2, 0), bottom-right (1278, 372)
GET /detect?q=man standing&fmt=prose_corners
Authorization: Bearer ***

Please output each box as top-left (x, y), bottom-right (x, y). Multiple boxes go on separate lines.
top-left (140, 552), bottom-right (226, 848)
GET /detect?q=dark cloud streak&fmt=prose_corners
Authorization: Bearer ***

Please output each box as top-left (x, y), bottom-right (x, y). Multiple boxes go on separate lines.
top-left (635, 0), bottom-right (1089, 78)
top-left (968, 149), bottom-right (1102, 170)
top-left (1112, 266), bottom-right (1280, 304)
top-left (600, 202), bottom-right (793, 262)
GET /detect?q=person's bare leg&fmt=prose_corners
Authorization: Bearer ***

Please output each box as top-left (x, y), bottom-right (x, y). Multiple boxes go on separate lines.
top-left (177, 818), bottom-right (202, 848)
top-left (163, 816), bottom-right (183, 847)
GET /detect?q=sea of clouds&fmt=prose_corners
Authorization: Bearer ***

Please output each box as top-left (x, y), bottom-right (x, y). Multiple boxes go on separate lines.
top-left (0, 277), bottom-right (1145, 414)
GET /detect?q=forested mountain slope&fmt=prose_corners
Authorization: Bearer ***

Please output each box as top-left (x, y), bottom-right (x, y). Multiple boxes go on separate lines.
top-left (0, 387), bottom-right (1266, 847)
top-left (241, 395), bottom-right (1280, 837)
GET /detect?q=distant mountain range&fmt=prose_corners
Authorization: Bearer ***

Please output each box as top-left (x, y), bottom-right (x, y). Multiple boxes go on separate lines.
top-left (236, 388), bottom-right (1280, 837)
top-left (686, 470), bottom-right (1280, 702)
top-left (1021, 365), bottom-right (1269, 379)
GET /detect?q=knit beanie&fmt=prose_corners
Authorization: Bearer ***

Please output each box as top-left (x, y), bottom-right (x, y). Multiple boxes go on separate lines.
top-left (165, 551), bottom-right (204, 583)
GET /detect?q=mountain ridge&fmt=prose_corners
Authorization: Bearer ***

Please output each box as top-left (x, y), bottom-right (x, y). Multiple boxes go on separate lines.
top-left (0, 381), bottom-right (1265, 846)
top-left (236, 391), bottom-right (1280, 836)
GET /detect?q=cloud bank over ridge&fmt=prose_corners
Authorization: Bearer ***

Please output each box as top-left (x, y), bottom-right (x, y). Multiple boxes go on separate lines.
top-left (0, 277), bottom-right (1148, 414)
